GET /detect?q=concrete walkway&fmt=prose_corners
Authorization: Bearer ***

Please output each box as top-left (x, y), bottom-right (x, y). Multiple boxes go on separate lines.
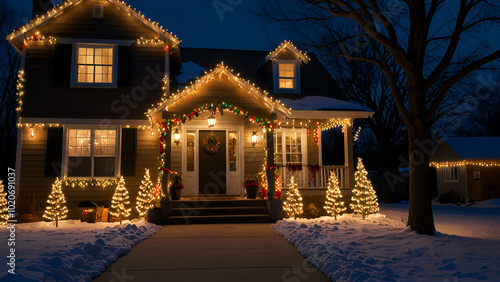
top-left (94, 224), bottom-right (331, 282)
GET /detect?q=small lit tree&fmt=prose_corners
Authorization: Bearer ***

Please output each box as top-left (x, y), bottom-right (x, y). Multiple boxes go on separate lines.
top-left (324, 173), bottom-right (346, 220)
top-left (283, 176), bottom-right (303, 219)
top-left (110, 175), bottom-right (131, 224)
top-left (136, 169), bottom-right (155, 218)
top-left (43, 178), bottom-right (68, 227)
top-left (350, 158), bottom-right (379, 219)
top-left (0, 180), bottom-right (9, 225)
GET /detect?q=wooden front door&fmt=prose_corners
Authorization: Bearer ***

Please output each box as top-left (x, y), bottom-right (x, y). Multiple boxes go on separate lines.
top-left (199, 130), bottom-right (227, 195)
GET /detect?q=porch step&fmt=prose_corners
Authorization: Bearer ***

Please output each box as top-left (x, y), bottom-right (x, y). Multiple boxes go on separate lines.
top-left (167, 199), bottom-right (272, 225)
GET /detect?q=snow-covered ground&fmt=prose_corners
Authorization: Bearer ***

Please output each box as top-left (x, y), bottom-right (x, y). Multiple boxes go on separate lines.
top-left (0, 220), bottom-right (161, 281)
top-left (272, 201), bottom-right (500, 281)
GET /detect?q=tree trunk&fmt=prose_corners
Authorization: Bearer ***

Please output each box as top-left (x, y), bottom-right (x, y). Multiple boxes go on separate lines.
top-left (406, 125), bottom-right (435, 235)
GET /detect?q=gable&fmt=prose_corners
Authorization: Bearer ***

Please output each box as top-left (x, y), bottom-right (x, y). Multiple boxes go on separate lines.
top-left (7, 0), bottom-right (180, 53)
top-left (148, 63), bottom-right (291, 120)
top-left (265, 41), bottom-right (310, 64)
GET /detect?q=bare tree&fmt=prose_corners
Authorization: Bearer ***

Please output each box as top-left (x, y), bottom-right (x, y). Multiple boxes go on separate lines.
top-left (0, 0), bottom-right (22, 182)
top-left (257, 0), bottom-right (500, 234)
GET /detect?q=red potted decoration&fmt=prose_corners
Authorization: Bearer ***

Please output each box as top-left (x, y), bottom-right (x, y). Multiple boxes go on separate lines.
top-left (243, 176), bottom-right (259, 199)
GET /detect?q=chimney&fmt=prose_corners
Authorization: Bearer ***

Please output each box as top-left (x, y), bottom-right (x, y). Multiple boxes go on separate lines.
top-left (32, 0), bottom-right (54, 19)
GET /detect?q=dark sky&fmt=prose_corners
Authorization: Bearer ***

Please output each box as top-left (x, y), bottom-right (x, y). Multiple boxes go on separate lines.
top-left (12, 0), bottom-right (285, 51)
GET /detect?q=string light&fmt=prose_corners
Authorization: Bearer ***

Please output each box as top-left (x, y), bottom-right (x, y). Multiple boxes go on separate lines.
top-left (43, 178), bottom-right (68, 227)
top-left (7, 0), bottom-right (180, 49)
top-left (283, 176), bottom-right (303, 219)
top-left (354, 127), bottom-right (362, 142)
top-left (63, 178), bottom-right (118, 188)
top-left (266, 40), bottom-right (310, 64)
top-left (136, 168), bottom-right (155, 219)
top-left (350, 158), bottom-right (379, 219)
top-left (25, 31), bottom-right (57, 47)
top-left (0, 180), bottom-right (9, 225)
top-left (109, 175), bottom-right (131, 224)
top-left (320, 118), bottom-right (352, 133)
top-left (324, 173), bottom-right (346, 220)
top-left (431, 161), bottom-right (500, 168)
top-left (136, 37), bottom-right (164, 45)
top-left (146, 63), bottom-right (292, 121)
top-left (15, 70), bottom-right (24, 113)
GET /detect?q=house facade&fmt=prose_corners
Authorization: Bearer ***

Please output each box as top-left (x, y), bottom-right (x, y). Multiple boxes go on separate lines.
top-left (9, 0), bottom-right (373, 219)
top-left (430, 137), bottom-right (500, 201)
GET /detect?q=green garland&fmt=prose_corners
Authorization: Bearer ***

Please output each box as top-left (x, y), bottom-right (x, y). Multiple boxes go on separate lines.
top-left (203, 133), bottom-right (221, 154)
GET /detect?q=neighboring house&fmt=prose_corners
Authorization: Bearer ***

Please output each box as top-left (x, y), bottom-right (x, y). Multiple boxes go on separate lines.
top-left (8, 0), bottom-right (373, 219)
top-left (430, 137), bottom-right (500, 201)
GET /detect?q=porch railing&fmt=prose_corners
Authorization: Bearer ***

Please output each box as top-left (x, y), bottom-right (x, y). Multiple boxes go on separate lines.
top-left (278, 165), bottom-right (348, 189)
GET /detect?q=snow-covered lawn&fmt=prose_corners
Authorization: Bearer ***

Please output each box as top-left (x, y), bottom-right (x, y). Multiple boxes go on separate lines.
top-left (0, 219), bottom-right (161, 281)
top-left (272, 201), bottom-right (500, 281)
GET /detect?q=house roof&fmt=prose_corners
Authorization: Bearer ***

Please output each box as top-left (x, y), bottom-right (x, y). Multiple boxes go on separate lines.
top-left (178, 47), bottom-right (348, 101)
top-left (280, 96), bottom-right (371, 112)
top-left (264, 41), bottom-right (310, 64)
top-left (6, 0), bottom-right (180, 53)
top-left (431, 137), bottom-right (500, 163)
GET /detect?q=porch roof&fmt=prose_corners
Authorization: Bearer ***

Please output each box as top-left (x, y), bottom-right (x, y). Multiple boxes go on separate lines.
top-left (282, 96), bottom-right (374, 119)
top-left (431, 137), bottom-right (500, 163)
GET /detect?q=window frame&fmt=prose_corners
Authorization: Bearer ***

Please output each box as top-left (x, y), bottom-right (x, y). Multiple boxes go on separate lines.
top-left (273, 60), bottom-right (300, 94)
top-left (443, 166), bottom-right (460, 183)
top-left (70, 43), bottom-right (118, 88)
top-left (63, 126), bottom-right (121, 179)
top-left (274, 128), bottom-right (308, 166)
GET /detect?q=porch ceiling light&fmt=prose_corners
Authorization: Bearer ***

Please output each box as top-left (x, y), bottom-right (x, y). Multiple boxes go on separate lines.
top-left (251, 131), bottom-right (258, 147)
top-left (30, 127), bottom-right (34, 138)
top-left (173, 128), bottom-right (181, 145)
top-left (208, 112), bottom-right (217, 128)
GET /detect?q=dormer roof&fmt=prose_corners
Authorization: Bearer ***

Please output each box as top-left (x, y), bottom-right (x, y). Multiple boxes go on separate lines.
top-left (265, 41), bottom-right (310, 64)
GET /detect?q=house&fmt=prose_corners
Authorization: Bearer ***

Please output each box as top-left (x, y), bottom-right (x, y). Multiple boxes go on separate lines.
top-left (8, 0), bottom-right (373, 220)
top-left (430, 137), bottom-right (500, 201)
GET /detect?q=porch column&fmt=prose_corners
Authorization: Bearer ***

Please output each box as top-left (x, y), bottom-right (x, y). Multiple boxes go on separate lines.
top-left (344, 122), bottom-right (355, 189)
top-left (161, 111), bottom-right (171, 200)
top-left (266, 113), bottom-right (277, 198)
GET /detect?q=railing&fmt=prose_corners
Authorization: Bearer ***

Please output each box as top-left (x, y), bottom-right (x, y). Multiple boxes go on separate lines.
top-left (278, 165), bottom-right (348, 189)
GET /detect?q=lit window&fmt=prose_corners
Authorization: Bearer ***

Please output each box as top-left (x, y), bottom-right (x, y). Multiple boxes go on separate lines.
top-left (274, 129), bottom-right (307, 186)
top-left (186, 131), bottom-right (196, 172)
top-left (443, 167), bottom-right (459, 182)
top-left (67, 128), bottom-right (118, 178)
top-left (278, 63), bottom-right (295, 89)
top-left (74, 45), bottom-right (115, 86)
top-left (229, 132), bottom-right (237, 172)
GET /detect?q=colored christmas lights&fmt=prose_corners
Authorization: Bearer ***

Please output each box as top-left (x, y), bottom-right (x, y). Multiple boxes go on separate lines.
top-left (324, 173), bottom-right (346, 220)
top-left (43, 178), bottom-right (68, 227)
top-left (136, 168), bottom-right (155, 219)
top-left (110, 176), bottom-right (131, 224)
top-left (350, 158), bottom-right (379, 219)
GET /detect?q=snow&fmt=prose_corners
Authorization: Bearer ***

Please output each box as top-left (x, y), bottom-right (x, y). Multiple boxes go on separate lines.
top-left (280, 96), bottom-right (371, 112)
top-left (272, 202), bottom-right (500, 281)
top-left (0, 220), bottom-right (161, 282)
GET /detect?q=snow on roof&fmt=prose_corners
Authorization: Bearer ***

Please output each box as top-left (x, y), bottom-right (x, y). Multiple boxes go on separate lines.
top-left (441, 137), bottom-right (500, 159)
top-left (280, 96), bottom-right (372, 112)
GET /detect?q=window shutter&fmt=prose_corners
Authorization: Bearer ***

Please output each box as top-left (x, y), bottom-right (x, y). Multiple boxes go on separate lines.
top-left (118, 46), bottom-right (133, 87)
top-left (54, 44), bottom-right (73, 86)
top-left (45, 128), bottom-right (64, 177)
top-left (121, 128), bottom-right (137, 176)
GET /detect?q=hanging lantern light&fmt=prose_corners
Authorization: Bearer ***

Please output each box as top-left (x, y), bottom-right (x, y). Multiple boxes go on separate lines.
top-left (173, 128), bottom-right (181, 145)
top-left (207, 112), bottom-right (217, 128)
top-left (251, 131), bottom-right (258, 147)
top-left (30, 127), bottom-right (34, 138)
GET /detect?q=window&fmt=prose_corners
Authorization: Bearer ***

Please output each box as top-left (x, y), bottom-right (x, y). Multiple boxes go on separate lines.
top-left (279, 63), bottom-right (295, 89)
top-left (443, 166), bottom-right (459, 182)
top-left (229, 131), bottom-right (238, 172)
top-left (186, 131), bottom-right (196, 172)
top-left (274, 60), bottom-right (300, 93)
top-left (72, 44), bottom-right (116, 87)
top-left (474, 169), bottom-right (480, 181)
top-left (67, 128), bottom-right (118, 178)
top-left (274, 129), bottom-right (307, 185)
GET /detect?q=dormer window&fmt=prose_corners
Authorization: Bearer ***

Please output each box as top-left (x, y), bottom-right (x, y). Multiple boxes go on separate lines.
top-left (274, 60), bottom-right (300, 93)
top-left (71, 44), bottom-right (117, 88)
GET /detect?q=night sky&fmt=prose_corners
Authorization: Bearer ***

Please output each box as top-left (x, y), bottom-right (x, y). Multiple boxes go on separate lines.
top-left (11, 0), bottom-right (285, 51)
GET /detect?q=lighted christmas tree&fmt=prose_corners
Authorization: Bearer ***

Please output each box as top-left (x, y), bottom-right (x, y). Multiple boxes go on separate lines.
top-left (0, 180), bottom-right (9, 225)
top-left (324, 173), bottom-right (346, 220)
top-left (283, 176), bottom-right (303, 219)
top-left (136, 168), bottom-right (155, 219)
top-left (43, 178), bottom-right (68, 227)
top-left (350, 158), bottom-right (379, 219)
top-left (110, 175), bottom-right (131, 224)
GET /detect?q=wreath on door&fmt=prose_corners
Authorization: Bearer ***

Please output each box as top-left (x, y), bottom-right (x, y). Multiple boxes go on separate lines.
top-left (203, 133), bottom-right (221, 154)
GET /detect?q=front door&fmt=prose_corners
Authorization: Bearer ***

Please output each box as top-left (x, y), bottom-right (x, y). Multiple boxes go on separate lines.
top-left (199, 130), bottom-right (227, 195)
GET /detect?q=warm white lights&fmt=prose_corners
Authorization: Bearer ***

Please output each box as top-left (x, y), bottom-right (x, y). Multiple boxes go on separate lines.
top-left (251, 131), bottom-right (258, 147)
